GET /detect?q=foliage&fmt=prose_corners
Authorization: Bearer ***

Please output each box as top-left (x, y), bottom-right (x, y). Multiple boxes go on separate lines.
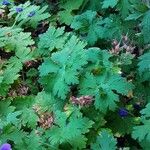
top-left (8, 1), bottom-right (50, 28)
top-left (37, 26), bottom-right (69, 56)
top-left (0, 0), bottom-right (150, 149)
top-left (0, 27), bottom-right (34, 60)
top-left (80, 72), bottom-right (133, 112)
top-left (91, 130), bottom-right (117, 150)
top-left (138, 51), bottom-right (150, 80)
top-left (46, 110), bottom-right (93, 149)
top-left (132, 103), bottom-right (150, 142)
top-left (58, 0), bottom-right (84, 25)
top-left (39, 34), bottom-right (87, 99)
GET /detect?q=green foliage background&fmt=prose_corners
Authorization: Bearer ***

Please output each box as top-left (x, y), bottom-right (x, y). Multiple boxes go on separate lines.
top-left (0, 0), bottom-right (150, 149)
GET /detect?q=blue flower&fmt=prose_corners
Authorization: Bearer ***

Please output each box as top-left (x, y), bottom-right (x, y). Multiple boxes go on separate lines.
top-left (119, 108), bottom-right (128, 117)
top-left (2, 0), bottom-right (10, 6)
top-left (16, 7), bottom-right (23, 13)
top-left (0, 143), bottom-right (12, 150)
top-left (28, 11), bottom-right (35, 17)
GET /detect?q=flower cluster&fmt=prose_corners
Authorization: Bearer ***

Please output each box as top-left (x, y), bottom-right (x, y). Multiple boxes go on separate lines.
top-left (110, 35), bottom-right (135, 55)
top-left (70, 96), bottom-right (93, 107)
top-left (38, 112), bottom-right (54, 129)
top-left (33, 105), bottom-right (54, 129)
top-left (8, 84), bottom-right (29, 97)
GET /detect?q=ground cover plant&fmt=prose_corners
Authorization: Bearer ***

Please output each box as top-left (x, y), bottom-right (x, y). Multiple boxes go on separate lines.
top-left (0, 0), bottom-right (150, 149)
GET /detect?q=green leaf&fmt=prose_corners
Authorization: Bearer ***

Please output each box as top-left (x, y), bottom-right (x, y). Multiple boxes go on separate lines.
top-left (58, 10), bottom-right (73, 25)
top-left (132, 103), bottom-right (150, 141)
top-left (140, 140), bottom-right (150, 150)
top-left (0, 101), bottom-right (15, 118)
top-left (86, 48), bottom-right (113, 71)
top-left (71, 10), bottom-right (103, 45)
top-left (21, 108), bottom-right (38, 129)
top-left (71, 12), bottom-right (126, 45)
top-left (58, 0), bottom-right (84, 25)
top-left (84, 0), bottom-right (102, 11)
top-left (125, 13), bottom-right (142, 21)
top-left (138, 52), bottom-right (150, 80)
top-left (39, 35), bottom-right (87, 99)
top-left (24, 131), bottom-right (42, 150)
top-left (1, 57), bottom-right (22, 84)
top-left (118, 0), bottom-right (133, 18)
top-left (38, 26), bottom-right (69, 56)
top-left (35, 91), bottom-right (64, 112)
top-left (46, 110), bottom-right (93, 149)
top-left (102, 0), bottom-right (118, 8)
top-left (6, 111), bottom-right (22, 127)
top-left (141, 11), bottom-right (150, 44)
top-left (0, 27), bottom-right (34, 62)
top-left (132, 119), bottom-right (150, 142)
top-left (0, 57), bottom-right (23, 96)
top-left (1, 126), bottom-right (26, 145)
top-left (91, 130), bottom-right (117, 150)
top-left (141, 103), bottom-right (150, 117)
top-left (138, 52), bottom-right (150, 72)
top-left (80, 72), bottom-right (133, 112)
top-left (12, 96), bottom-right (39, 128)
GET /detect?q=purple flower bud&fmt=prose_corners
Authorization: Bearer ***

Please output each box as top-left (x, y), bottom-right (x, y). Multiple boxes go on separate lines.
top-left (0, 143), bottom-right (12, 150)
top-left (16, 7), bottom-right (23, 13)
top-left (28, 11), bottom-right (35, 17)
top-left (2, 0), bottom-right (10, 6)
top-left (118, 108), bottom-right (128, 117)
